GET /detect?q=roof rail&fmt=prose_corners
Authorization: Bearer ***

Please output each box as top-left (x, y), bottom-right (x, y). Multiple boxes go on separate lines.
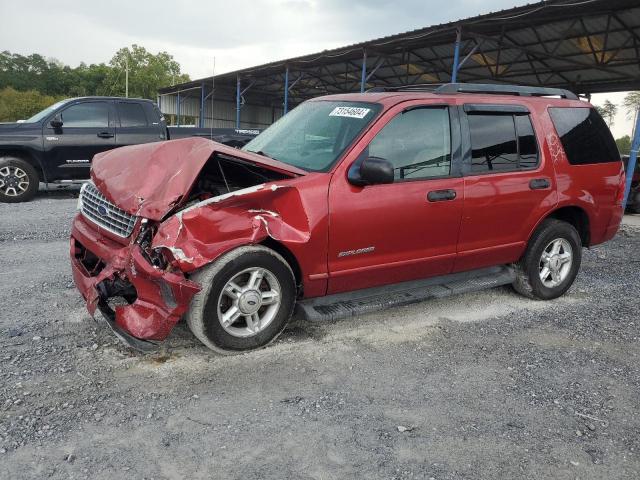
top-left (366, 83), bottom-right (445, 93)
top-left (434, 83), bottom-right (578, 100)
top-left (366, 82), bottom-right (578, 100)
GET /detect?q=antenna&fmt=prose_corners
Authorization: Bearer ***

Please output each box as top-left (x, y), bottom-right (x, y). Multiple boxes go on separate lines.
top-left (125, 52), bottom-right (129, 98)
top-left (210, 57), bottom-right (215, 138)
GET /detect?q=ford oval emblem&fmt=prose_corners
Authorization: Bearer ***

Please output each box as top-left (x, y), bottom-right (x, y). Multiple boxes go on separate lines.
top-left (97, 205), bottom-right (108, 216)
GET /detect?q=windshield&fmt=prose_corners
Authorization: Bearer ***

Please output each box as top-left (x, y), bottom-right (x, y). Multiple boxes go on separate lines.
top-left (243, 100), bottom-right (381, 171)
top-left (24, 100), bottom-right (70, 123)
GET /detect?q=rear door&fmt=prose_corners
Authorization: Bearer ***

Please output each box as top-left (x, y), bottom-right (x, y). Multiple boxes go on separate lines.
top-left (114, 101), bottom-right (165, 147)
top-left (43, 101), bottom-right (115, 180)
top-left (454, 103), bottom-right (557, 272)
top-left (327, 102), bottom-right (464, 294)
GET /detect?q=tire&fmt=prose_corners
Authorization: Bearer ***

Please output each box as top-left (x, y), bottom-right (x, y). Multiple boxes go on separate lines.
top-left (185, 245), bottom-right (296, 354)
top-left (0, 156), bottom-right (39, 203)
top-left (512, 219), bottom-right (582, 300)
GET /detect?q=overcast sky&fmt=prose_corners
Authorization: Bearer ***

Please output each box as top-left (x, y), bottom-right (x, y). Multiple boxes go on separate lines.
top-left (0, 0), bottom-right (634, 137)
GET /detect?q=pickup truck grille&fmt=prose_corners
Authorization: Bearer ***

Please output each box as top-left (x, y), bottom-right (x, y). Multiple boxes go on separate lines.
top-left (80, 183), bottom-right (137, 238)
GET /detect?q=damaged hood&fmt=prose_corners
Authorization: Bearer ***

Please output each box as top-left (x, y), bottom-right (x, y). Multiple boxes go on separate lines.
top-left (91, 137), bottom-right (306, 221)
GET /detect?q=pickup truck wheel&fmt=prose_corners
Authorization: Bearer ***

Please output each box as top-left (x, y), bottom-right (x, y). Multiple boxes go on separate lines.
top-left (0, 157), bottom-right (39, 203)
top-left (185, 246), bottom-right (296, 354)
top-left (513, 219), bottom-right (582, 300)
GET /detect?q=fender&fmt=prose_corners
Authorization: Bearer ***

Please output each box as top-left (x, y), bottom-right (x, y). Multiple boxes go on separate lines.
top-left (151, 183), bottom-right (311, 273)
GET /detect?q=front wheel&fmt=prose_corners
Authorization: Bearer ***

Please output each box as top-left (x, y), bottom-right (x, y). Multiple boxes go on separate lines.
top-left (513, 219), bottom-right (582, 300)
top-left (0, 157), bottom-right (39, 203)
top-left (185, 246), bottom-right (296, 354)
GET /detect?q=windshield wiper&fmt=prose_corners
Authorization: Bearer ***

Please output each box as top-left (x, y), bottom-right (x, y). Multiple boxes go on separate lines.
top-left (255, 150), bottom-right (278, 161)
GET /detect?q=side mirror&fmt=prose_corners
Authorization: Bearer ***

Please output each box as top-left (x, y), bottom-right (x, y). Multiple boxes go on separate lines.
top-left (50, 115), bottom-right (63, 129)
top-left (348, 156), bottom-right (395, 186)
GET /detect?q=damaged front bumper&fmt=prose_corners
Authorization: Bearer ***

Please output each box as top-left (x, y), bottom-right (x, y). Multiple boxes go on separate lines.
top-left (70, 214), bottom-right (200, 351)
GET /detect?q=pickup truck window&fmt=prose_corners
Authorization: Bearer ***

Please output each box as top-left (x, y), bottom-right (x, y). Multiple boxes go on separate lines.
top-left (61, 102), bottom-right (109, 128)
top-left (117, 102), bottom-right (148, 127)
top-left (243, 101), bottom-right (381, 172)
top-left (468, 113), bottom-right (539, 173)
top-left (369, 107), bottom-right (451, 180)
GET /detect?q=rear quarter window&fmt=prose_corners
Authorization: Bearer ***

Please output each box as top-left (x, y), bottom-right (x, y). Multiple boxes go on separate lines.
top-left (548, 107), bottom-right (619, 165)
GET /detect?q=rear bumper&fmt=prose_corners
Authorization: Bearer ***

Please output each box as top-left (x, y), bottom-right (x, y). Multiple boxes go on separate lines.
top-left (70, 214), bottom-right (200, 344)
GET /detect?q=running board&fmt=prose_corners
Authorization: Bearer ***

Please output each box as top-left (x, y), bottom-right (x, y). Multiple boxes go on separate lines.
top-left (296, 265), bottom-right (516, 322)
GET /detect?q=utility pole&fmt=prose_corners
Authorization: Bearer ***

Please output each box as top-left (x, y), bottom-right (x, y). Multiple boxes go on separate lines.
top-left (125, 53), bottom-right (129, 98)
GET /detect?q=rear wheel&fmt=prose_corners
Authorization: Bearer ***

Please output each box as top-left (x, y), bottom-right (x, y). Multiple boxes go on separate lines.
top-left (513, 219), bottom-right (582, 300)
top-left (185, 246), bottom-right (296, 354)
top-left (0, 157), bottom-right (39, 203)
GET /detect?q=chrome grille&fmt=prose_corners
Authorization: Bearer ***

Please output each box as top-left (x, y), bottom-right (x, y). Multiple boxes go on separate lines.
top-left (80, 183), bottom-right (137, 238)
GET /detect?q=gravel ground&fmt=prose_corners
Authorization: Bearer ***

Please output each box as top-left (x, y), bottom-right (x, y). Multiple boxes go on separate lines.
top-left (1, 191), bottom-right (639, 480)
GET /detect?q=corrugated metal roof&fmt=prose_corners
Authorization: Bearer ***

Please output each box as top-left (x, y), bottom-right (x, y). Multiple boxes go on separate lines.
top-left (160, 0), bottom-right (640, 105)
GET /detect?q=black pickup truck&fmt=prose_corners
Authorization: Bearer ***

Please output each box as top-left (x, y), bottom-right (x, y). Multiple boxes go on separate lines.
top-left (0, 96), bottom-right (260, 202)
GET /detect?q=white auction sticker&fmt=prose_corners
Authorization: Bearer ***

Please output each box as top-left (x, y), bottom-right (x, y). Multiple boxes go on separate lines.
top-left (329, 106), bottom-right (371, 119)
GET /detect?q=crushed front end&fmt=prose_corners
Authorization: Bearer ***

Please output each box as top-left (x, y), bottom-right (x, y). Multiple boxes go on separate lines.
top-left (70, 183), bottom-right (200, 351)
top-left (69, 138), bottom-right (307, 351)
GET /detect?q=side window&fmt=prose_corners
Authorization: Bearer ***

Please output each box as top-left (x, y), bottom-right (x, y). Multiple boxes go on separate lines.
top-left (548, 107), bottom-right (619, 165)
top-left (369, 107), bottom-right (451, 180)
top-left (468, 113), bottom-right (539, 173)
top-left (118, 102), bottom-right (148, 127)
top-left (60, 102), bottom-right (109, 128)
top-left (515, 115), bottom-right (538, 169)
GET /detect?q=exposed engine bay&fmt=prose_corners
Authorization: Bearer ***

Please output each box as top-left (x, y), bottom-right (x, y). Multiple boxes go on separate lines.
top-left (185, 153), bottom-right (290, 207)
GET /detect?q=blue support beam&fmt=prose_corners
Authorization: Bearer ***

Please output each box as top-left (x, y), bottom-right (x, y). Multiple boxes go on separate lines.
top-left (360, 49), bottom-right (367, 93)
top-left (451, 27), bottom-right (462, 83)
top-left (176, 91), bottom-right (181, 127)
top-left (199, 82), bottom-right (205, 128)
top-left (236, 76), bottom-right (241, 130)
top-left (623, 112), bottom-right (640, 208)
top-left (284, 66), bottom-right (289, 114)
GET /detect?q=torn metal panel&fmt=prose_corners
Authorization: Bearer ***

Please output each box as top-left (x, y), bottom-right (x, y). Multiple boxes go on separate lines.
top-left (152, 182), bottom-right (311, 272)
top-left (91, 137), bottom-right (306, 221)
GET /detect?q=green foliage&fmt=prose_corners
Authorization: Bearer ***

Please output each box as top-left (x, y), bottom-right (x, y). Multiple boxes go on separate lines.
top-left (616, 135), bottom-right (631, 155)
top-left (596, 99), bottom-right (618, 127)
top-left (0, 87), bottom-right (64, 122)
top-left (0, 46), bottom-right (190, 110)
top-left (103, 45), bottom-right (190, 99)
top-left (623, 92), bottom-right (640, 119)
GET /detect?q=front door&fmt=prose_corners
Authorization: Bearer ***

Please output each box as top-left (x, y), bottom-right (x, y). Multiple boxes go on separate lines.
top-left (43, 101), bottom-right (116, 180)
top-left (327, 104), bottom-right (464, 294)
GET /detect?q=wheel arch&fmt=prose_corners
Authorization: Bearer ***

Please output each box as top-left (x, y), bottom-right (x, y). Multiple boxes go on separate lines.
top-left (533, 205), bottom-right (591, 247)
top-left (0, 148), bottom-right (46, 183)
top-left (260, 237), bottom-right (303, 296)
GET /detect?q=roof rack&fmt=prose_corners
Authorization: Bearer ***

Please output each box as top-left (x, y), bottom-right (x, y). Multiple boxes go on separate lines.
top-left (366, 82), bottom-right (578, 100)
top-left (435, 83), bottom-right (578, 100)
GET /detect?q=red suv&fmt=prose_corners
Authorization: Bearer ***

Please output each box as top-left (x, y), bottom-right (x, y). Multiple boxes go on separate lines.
top-left (70, 83), bottom-right (625, 353)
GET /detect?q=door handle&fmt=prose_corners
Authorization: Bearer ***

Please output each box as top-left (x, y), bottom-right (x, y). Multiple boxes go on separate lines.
top-left (97, 131), bottom-right (114, 139)
top-left (427, 189), bottom-right (457, 202)
top-left (529, 178), bottom-right (550, 190)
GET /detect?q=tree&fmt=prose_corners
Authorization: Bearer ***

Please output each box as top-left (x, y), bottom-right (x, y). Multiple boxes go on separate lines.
top-left (616, 135), bottom-right (631, 155)
top-left (623, 91), bottom-right (640, 136)
top-left (0, 87), bottom-right (63, 122)
top-left (596, 100), bottom-right (617, 127)
top-left (103, 45), bottom-right (190, 99)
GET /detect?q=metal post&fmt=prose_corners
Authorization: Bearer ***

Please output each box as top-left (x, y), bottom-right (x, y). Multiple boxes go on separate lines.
top-left (176, 91), bottom-right (180, 127)
top-left (451, 26), bottom-right (462, 83)
top-left (284, 66), bottom-right (289, 114)
top-left (236, 76), bottom-right (241, 129)
top-left (623, 110), bottom-right (640, 208)
top-left (360, 49), bottom-right (367, 93)
top-left (199, 82), bottom-right (205, 128)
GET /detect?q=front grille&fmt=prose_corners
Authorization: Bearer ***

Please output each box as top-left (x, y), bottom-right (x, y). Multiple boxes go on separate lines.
top-left (80, 183), bottom-right (137, 238)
